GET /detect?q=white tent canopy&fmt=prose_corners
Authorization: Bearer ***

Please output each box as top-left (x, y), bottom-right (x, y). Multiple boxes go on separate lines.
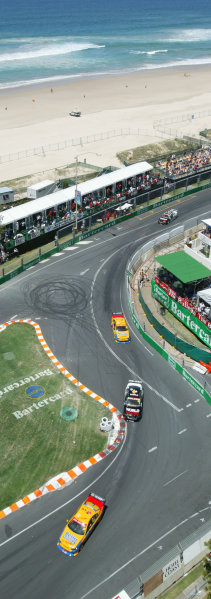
top-left (201, 218), bottom-right (211, 227)
top-left (116, 202), bottom-right (133, 212)
top-left (197, 287), bottom-right (211, 306)
top-left (0, 161), bottom-right (153, 226)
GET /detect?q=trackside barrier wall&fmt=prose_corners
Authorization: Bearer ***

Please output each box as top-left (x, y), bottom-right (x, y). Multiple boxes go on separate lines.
top-left (1, 182), bottom-right (211, 285)
top-left (111, 520), bottom-right (211, 599)
top-left (139, 283), bottom-right (211, 363)
top-left (126, 230), bottom-right (211, 403)
top-left (128, 297), bottom-right (211, 404)
top-left (121, 246), bottom-right (211, 598)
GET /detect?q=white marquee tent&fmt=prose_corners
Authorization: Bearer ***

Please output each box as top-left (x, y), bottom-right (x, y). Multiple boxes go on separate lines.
top-left (197, 287), bottom-right (211, 306)
top-left (0, 161), bottom-right (153, 227)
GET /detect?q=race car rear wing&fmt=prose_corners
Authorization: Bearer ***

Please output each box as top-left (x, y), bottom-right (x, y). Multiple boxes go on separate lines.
top-left (87, 493), bottom-right (106, 509)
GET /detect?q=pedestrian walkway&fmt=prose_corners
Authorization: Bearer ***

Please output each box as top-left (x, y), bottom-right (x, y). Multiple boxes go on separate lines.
top-left (175, 575), bottom-right (207, 599)
top-left (131, 244), bottom-right (211, 397)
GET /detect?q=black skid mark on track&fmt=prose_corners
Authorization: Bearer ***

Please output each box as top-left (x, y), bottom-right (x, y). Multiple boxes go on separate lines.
top-left (23, 276), bottom-right (100, 335)
top-left (24, 277), bottom-right (88, 319)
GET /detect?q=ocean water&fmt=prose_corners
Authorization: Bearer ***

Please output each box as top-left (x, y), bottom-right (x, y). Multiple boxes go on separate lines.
top-left (0, 0), bottom-right (211, 90)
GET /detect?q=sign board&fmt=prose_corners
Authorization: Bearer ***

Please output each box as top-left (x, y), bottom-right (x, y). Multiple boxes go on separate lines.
top-left (152, 280), bottom-right (211, 349)
top-left (162, 555), bottom-right (182, 580)
top-left (111, 592), bottom-right (130, 599)
top-left (126, 269), bottom-right (133, 277)
top-left (75, 189), bottom-right (82, 206)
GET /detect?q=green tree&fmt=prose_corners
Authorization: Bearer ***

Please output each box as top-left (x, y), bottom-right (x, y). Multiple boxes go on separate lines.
top-left (61, 180), bottom-right (69, 189)
top-left (203, 539), bottom-right (211, 598)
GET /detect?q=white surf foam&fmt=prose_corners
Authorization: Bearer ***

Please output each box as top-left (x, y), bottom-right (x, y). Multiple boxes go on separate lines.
top-left (0, 41), bottom-right (105, 63)
top-left (130, 49), bottom-right (168, 55)
top-left (164, 28), bottom-right (211, 43)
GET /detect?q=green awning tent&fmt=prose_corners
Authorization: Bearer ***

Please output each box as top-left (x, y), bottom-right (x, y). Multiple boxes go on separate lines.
top-left (155, 250), bottom-right (211, 283)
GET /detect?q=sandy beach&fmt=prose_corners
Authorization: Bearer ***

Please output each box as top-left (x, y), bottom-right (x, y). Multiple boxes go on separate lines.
top-left (0, 67), bottom-right (211, 183)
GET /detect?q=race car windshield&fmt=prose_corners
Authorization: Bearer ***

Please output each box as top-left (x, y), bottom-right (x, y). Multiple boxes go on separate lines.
top-left (68, 520), bottom-right (86, 535)
top-left (128, 386), bottom-right (141, 394)
top-left (117, 325), bottom-right (127, 331)
top-left (127, 398), bottom-right (141, 406)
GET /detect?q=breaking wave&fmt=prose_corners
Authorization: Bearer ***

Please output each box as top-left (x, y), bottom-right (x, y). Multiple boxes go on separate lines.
top-left (0, 41), bottom-right (105, 63)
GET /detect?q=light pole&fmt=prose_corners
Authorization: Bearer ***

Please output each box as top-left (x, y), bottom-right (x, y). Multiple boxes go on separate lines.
top-left (74, 152), bottom-right (102, 231)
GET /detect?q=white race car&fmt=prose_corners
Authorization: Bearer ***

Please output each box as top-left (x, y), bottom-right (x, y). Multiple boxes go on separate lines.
top-left (123, 380), bottom-right (144, 421)
top-left (158, 209), bottom-right (178, 225)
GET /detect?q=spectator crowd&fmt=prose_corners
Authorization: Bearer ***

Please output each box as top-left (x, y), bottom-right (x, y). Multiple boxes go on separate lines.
top-left (157, 146), bottom-right (211, 179)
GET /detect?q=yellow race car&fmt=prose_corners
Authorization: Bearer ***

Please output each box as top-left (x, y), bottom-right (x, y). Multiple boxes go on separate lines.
top-left (57, 493), bottom-right (105, 556)
top-left (111, 312), bottom-right (130, 343)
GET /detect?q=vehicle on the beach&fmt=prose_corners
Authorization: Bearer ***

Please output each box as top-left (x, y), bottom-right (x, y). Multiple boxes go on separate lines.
top-left (69, 110), bottom-right (81, 117)
top-left (111, 312), bottom-right (130, 343)
top-left (158, 209), bottom-right (178, 224)
top-left (123, 380), bottom-right (144, 421)
top-left (57, 493), bottom-right (105, 556)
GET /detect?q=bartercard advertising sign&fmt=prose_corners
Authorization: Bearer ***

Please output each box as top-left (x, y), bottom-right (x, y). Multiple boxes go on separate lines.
top-left (152, 280), bottom-right (211, 349)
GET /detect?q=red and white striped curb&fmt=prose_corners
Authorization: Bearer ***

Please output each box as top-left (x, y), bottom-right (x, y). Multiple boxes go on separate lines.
top-left (0, 319), bottom-right (126, 519)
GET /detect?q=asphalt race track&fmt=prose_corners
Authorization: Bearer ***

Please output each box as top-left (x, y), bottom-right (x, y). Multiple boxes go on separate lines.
top-left (0, 190), bottom-right (211, 599)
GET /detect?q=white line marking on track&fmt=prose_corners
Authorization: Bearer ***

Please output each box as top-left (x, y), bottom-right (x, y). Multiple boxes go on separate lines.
top-left (163, 470), bottom-right (188, 487)
top-left (39, 259), bottom-right (49, 262)
top-left (90, 248), bottom-right (182, 413)
top-left (148, 447), bottom-right (157, 453)
top-left (78, 517), bottom-right (195, 599)
top-left (63, 247), bottom-right (78, 251)
top-left (0, 227), bottom-right (154, 293)
top-left (51, 252), bottom-right (63, 256)
top-left (194, 399), bottom-right (201, 403)
top-left (80, 268), bottom-right (90, 275)
top-left (206, 413), bottom-right (211, 418)
top-left (78, 240), bottom-right (93, 244)
top-left (178, 428), bottom-right (187, 435)
top-left (186, 403), bottom-right (192, 407)
top-left (0, 423), bottom-right (127, 547)
top-left (131, 329), bottom-right (153, 356)
top-left (120, 288), bottom-right (153, 356)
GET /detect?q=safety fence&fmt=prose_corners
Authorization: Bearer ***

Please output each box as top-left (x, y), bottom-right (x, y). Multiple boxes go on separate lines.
top-left (120, 229), bottom-right (211, 598)
top-left (110, 519), bottom-right (211, 599)
top-left (126, 227), bottom-right (211, 402)
top-left (153, 109), bottom-right (211, 128)
top-left (0, 128), bottom-right (166, 165)
top-left (1, 109), bottom-right (211, 166)
top-left (128, 295), bottom-right (211, 404)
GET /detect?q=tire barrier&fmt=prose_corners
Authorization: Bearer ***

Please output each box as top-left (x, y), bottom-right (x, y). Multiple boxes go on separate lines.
top-left (100, 417), bottom-right (113, 432)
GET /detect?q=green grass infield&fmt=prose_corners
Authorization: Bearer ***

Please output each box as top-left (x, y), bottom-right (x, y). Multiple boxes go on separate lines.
top-left (0, 323), bottom-right (110, 510)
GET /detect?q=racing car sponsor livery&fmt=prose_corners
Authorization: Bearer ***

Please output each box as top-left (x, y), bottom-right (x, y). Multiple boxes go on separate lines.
top-left (123, 380), bottom-right (144, 421)
top-left (158, 209), bottom-right (178, 225)
top-left (111, 312), bottom-right (130, 343)
top-left (57, 493), bottom-right (105, 556)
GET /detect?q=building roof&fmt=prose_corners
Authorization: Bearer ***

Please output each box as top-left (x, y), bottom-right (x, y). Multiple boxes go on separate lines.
top-left (155, 250), bottom-right (211, 283)
top-left (0, 187), bottom-right (13, 193)
top-left (201, 218), bottom-right (211, 227)
top-left (27, 180), bottom-right (55, 191)
top-left (0, 161), bottom-right (152, 226)
top-left (197, 287), bottom-right (211, 306)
